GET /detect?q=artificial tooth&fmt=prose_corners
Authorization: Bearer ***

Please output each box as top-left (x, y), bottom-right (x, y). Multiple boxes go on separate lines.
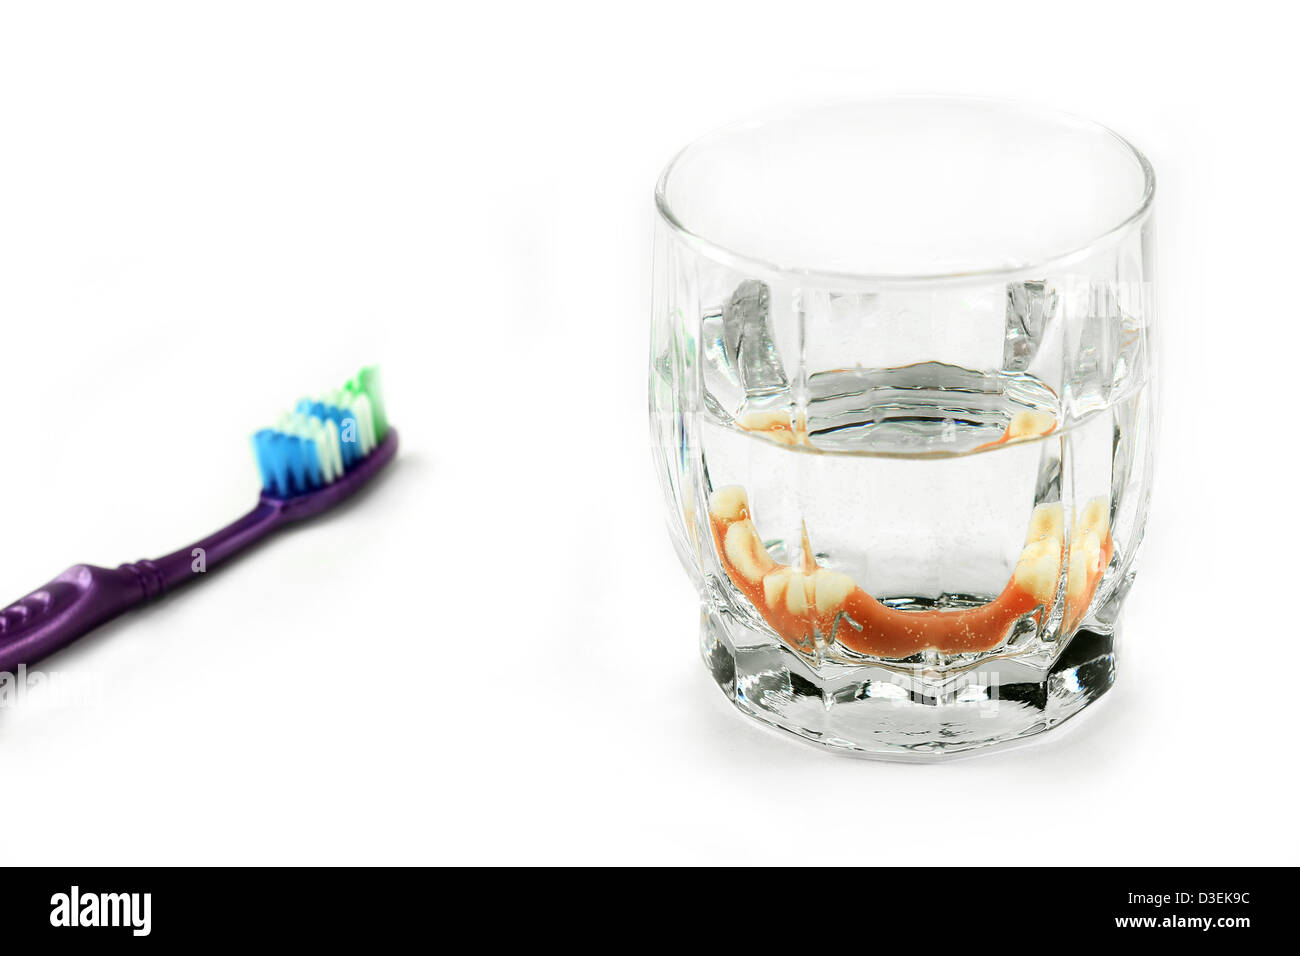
top-left (813, 570), bottom-right (856, 614)
top-left (1077, 497), bottom-right (1110, 536)
top-left (1024, 502), bottom-right (1064, 544)
top-left (784, 572), bottom-right (809, 615)
top-left (763, 568), bottom-right (792, 610)
top-left (723, 520), bottom-right (775, 582)
top-left (737, 409), bottom-right (792, 431)
top-left (709, 485), bottom-right (750, 522)
top-left (1006, 409), bottom-right (1057, 440)
top-left (1013, 537), bottom-right (1063, 604)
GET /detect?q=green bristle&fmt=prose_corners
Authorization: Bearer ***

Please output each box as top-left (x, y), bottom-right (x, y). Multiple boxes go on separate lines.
top-left (345, 366), bottom-right (387, 441)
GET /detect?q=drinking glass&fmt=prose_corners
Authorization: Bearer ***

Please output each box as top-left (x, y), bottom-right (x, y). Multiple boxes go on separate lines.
top-left (649, 97), bottom-right (1155, 758)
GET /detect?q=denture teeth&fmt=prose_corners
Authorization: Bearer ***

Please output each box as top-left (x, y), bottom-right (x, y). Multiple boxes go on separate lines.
top-left (1070, 527), bottom-right (1105, 591)
top-left (738, 409), bottom-right (792, 431)
top-left (1025, 502), bottom-right (1065, 544)
top-left (784, 572), bottom-right (809, 615)
top-left (1077, 497), bottom-right (1110, 537)
top-left (762, 568), bottom-right (792, 609)
top-left (723, 519), bottom-right (776, 582)
top-left (711, 477), bottom-right (1110, 657)
top-left (1007, 409), bottom-right (1057, 440)
top-left (813, 570), bottom-right (856, 614)
top-left (1081, 529), bottom-right (1103, 571)
top-left (1066, 541), bottom-right (1091, 603)
top-left (709, 485), bottom-right (750, 522)
top-left (737, 409), bottom-right (804, 445)
top-left (1014, 537), bottom-right (1063, 604)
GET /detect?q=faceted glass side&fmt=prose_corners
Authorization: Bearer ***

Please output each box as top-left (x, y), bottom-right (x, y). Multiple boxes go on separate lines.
top-left (649, 217), bottom-right (1156, 759)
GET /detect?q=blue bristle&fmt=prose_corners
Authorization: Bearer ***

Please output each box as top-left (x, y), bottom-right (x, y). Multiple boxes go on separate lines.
top-left (301, 438), bottom-right (322, 487)
top-left (277, 436), bottom-right (295, 494)
top-left (285, 436), bottom-right (309, 492)
top-left (296, 400), bottom-right (360, 469)
top-left (254, 429), bottom-right (326, 497)
top-left (267, 434), bottom-right (290, 495)
top-left (252, 430), bottom-right (278, 492)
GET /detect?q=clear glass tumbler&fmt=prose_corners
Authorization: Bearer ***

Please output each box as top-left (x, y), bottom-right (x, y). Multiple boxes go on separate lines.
top-left (649, 98), bottom-right (1155, 758)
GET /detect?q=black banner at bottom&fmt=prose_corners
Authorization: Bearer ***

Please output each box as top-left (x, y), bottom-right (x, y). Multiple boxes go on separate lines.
top-left (0, 866), bottom-right (1279, 942)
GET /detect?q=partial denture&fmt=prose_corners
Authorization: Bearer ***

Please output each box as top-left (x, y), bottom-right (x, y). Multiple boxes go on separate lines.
top-left (708, 485), bottom-right (1111, 658)
top-left (739, 407), bottom-right (1057, 454)
top-left (1065, 497), bottom-right (1113, 632)
top-left (974, 409), bottom-right (1057, 451)
top-left (736, 409), bottom-right (811, 447)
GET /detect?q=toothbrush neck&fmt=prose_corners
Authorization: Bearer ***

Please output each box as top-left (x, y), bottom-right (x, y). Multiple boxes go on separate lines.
top-left (125, 500), bottom-right (286, 597)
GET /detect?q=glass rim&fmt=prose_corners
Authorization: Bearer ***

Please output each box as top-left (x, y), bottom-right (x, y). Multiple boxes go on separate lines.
top-left (654, 95), bottom-right (1156, 289)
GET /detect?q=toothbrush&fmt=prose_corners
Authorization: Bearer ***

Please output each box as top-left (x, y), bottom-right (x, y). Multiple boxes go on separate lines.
top-left (0, 366), bottom-right (398, 673)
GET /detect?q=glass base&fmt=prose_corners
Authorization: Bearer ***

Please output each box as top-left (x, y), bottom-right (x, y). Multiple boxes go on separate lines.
top-left (701, 608), bottom-right (1116, 761)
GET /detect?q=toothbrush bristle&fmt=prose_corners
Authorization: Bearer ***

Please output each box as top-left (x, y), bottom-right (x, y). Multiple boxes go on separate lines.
top-left (252, 366), bottom-right (388, 498)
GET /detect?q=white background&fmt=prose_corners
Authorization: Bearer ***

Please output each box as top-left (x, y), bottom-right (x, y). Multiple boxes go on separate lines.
top-left (1, 1), bottom-right (1296, 865)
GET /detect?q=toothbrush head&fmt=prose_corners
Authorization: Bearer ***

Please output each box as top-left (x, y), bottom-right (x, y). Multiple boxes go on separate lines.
top-left (251, 366), bottom-right (398, 516)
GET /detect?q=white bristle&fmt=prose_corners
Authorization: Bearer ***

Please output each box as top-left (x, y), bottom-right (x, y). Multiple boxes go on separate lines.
top-left (351, 393), bottom-right (376, 453)
top-left (324, 388), bottom-right (376, 455)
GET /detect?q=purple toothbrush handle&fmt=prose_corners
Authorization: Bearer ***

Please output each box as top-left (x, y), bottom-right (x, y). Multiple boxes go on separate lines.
top-left (0, 428), bottom-right (397, 673)
top-left (0, 564), bottom-right (147, 674)
top-left (0, 503), bottom-right (283, 674)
